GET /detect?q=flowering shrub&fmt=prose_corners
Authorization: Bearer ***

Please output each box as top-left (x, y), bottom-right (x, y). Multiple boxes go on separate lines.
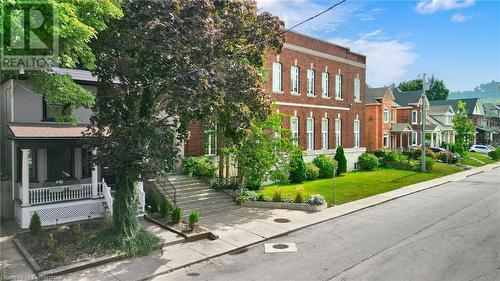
top-left (306, 194), bottom-right (326, 206)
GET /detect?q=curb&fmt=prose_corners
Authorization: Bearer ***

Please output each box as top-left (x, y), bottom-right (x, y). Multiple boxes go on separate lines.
top-left (138, 162), bottom-right (500, 280)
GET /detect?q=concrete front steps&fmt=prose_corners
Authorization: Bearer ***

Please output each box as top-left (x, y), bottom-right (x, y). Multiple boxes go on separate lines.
top-left (162, 174), bottom-right (238, 218)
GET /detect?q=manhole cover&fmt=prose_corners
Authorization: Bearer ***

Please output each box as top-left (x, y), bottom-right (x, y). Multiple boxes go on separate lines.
top-left (272, 243), bottom-right (289, 249)
top-left (186, 272), bottom-right (200, 277)
top-left (264, 243), bottom-right (298, 253)
top-left (229, 248), bottom-right (248, 255)
top-left (273, 218), bottom-right (290, 223)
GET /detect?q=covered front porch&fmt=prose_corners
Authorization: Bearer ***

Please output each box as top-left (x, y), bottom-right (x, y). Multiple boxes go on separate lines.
top-left (7, 123), bottom-right (144, 228)
top-left (390, 123), bottom-right (413, 152)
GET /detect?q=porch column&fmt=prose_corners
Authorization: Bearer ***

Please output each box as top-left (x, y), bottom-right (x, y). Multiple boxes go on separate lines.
top-left (400, 133), bottom-right (403, 148)
top-left (407, 133), bottom-right (410, 147)
top-left (430, 133), bottom-right (434, 147)
top-left (91, 148), bottom-right (98, 198)
top-left (21, 149), bottom-right (30, 206)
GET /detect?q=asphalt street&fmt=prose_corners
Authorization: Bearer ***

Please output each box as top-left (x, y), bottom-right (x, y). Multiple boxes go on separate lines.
top-left (152, 168), bottom-right (500, 281)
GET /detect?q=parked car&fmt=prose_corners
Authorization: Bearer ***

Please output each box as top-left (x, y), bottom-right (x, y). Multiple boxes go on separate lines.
top-left (429, 147), bottom-right (460, 163)
top-left (469, 145), bottom-right (493, 154)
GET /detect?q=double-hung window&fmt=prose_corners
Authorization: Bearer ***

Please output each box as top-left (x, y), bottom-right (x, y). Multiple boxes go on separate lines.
top-left (291, 66), bottom-right (299, 94)
top-left (322, 72), bottom-right (329, 97)
top-left (291, 117), bottom-right (299, 146)
top-left (383, 132), bottom-right (389, 148)
top-left (306, 118), bottom-right (314, 150)
top-left (272, 62), bottom-right (282, 93)
top-left (412, 131), bottom-right (418, 145)
top-left (383, 107), bottom-right (390, 123)
top-left (321, 118), bottom-right (328, 150)
top-left (307, 69), bottom-right (315, 96)
top-left (354, 119), bottom-right (360, 148)
top-left (391, 109), bottom-right (396, 123)
top-left (335, 118), bottom-right (342, 147)
top-left (354, 78), bottom-right (360, 101)
top-left (412, 110), bottom-right (418, 124)
top-left (204, 125), bottom-right (217, 156)
top-left (335, 75), bottom-right (342, 99)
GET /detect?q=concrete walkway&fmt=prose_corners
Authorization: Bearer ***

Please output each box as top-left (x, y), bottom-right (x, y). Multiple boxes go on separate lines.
top-left (2, 162), bottom-right (499, 281)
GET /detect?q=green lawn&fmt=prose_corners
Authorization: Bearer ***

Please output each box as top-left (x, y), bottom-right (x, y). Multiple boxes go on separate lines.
top-left (258, 163), bottom-right (464, 206)
top-left (460, 152), bottom-right (496, 167)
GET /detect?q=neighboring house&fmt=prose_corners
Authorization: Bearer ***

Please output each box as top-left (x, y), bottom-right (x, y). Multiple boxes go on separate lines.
top-left (184, 31), bottom-right (367, 170)
top-left (483, 102), bottom-right (500, 144)
top-left (430, 98), bottom-right (490, 145)
top-left (0, 68), bottom-right (144, 228)
top-left (426, 104), bottom-right (455, 147)
top-left (364, 87), bottom-right (412, 151)
top-left (392, 88), bottom-right (428, 148)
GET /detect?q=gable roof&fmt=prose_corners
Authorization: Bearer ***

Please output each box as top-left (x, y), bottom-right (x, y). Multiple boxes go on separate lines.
top-left (429, 98), bottom-right (481, 116)
top-left (392, 87), bottom-right (425, 106)
top-left (366, 87), bottom-right (389, 104)
top-left (428, 104), bottom-right (454, 115)
top-left (483, 102), bottom-right (500, 118)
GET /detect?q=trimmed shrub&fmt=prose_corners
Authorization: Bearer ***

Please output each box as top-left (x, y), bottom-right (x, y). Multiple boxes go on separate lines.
top-left (488, 148), bottom-right (500, 160)
top-left (189, 210), bottom-right (200, 230)
top-left (418, 158), bottom-right (435, 171)
top-left (289, 149), bottom-right (307, 184)
top-left (307, 194), bottom-right (326, 206)
top-left (160, 197), bottom-right (170, 218)
top-left (312, 155), bottom-right (338, 178)
top-left (334, 146), bottom-right (347, 176)
top-left (385, 150), bottom-right (398, 162)
top-left (272, 188), bottom-right (283, 202)
top-left (294, 188), bottom-right (304, 203)
top-left (183, 157), bottom-right (217, 178)
top-left (171, 206), bottom-right (182, 224)
top-left (182, 157), bottom-right (196, 175)
top-left (358, 153), bottom-right (379, 170)
top-left (29, 212), bottom-right (42, 235)
top-left (306, 163), bottom-right (320, 180)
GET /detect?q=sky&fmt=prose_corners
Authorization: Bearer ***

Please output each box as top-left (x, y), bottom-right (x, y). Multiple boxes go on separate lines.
top-left (256, 0), bottom-right (500, 91)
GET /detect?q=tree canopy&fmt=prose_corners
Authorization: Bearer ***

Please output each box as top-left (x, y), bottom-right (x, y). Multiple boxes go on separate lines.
top-left (90, 0), bottom-right (284, 237)
top-left (398, 76), bottom-right (450, 100)
top-left (452, 100), bottom-right (475, 156)
top-left (1, 0), bottom-right (122, 122)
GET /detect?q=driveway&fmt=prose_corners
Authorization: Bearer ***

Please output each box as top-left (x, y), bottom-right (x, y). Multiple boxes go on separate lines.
top-left (154, 168), bottom-right (500, 281)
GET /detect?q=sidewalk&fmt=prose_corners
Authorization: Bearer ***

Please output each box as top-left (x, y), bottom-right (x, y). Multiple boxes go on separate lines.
top-left (4, 162), bottom-right (499, 281)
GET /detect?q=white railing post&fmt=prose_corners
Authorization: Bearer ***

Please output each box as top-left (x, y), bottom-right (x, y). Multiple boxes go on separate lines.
top-left (136, 181), bottom-right (145, 213)
top-left (21, 149), bottom-right (30, 206)
top-left (91, 148), bottom-right (98, 198)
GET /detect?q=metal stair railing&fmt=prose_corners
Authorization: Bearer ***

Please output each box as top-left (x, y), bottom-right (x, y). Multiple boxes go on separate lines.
top-left (155, 172), bottom-right (177, 206)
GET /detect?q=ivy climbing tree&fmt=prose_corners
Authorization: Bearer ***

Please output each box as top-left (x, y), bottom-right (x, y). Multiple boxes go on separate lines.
top-left (89, 0), bottom-right (284, 241)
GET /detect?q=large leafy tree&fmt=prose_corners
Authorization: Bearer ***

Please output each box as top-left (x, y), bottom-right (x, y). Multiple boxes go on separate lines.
top-left (453, 101), bottom-right (475, 156)
top-left (0, 0), bottom-right (122, 122)
top-left (398, 76), bottom-right (449, 101)
top-left (90, 0), bottom-right (284, 238)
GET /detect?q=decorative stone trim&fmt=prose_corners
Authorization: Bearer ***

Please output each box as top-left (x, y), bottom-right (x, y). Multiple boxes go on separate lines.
top-left (242, 201), bottom-right (327, 212)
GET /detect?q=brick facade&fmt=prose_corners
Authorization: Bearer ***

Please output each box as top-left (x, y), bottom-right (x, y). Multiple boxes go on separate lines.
top-left (184, 32), bottom-right (367, 169)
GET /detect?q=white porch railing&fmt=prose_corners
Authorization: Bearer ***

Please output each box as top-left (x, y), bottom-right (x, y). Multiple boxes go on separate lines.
top-left (102, 181), bottom-right (113, 214)
top-left (136, 182), bottom-right (145, 213)
top-left (28, 183), bottom-right (104, 205)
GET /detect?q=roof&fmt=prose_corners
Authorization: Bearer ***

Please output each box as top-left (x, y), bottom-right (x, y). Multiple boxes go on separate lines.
top-left (427, 115), bottom-right (452, 130)
top-left (365, 87), bottom-right (399, 106)
top-left (7, 123), bottom-right (90, 139)
top-left (391, 123), bottom-right (413, 132)
top-left (429, 98), bottom-right (480, 116)
top-left (392, 87), bottom-right (425, 106)
top-left (483, 102), bottom-right (500, 118)
top-left (428, 104), bottom-right (453, 115)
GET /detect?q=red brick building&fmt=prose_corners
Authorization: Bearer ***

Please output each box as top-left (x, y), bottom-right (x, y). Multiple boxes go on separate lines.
top-left (184, 32), bottom-right (367, 170)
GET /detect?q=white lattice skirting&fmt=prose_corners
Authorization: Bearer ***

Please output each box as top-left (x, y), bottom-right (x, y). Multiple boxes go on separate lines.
top-left (15, 199), bottom-right (106, 228)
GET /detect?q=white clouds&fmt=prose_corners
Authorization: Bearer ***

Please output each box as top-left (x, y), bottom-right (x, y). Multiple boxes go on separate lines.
top-left (255, 0), bottom-right (360, 34)
top-left (331, 33), bottom-right (418, 86)
top-left (416, 0), bottom-right (475, 14)
top-left (450, 12), bottom-right (474, 22)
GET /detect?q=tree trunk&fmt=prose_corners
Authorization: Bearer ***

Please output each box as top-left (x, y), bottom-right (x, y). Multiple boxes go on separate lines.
top-left (112, 169), bottom-right (139, 237)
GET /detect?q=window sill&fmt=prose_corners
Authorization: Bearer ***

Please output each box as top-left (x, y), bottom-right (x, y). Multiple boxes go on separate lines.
top-left (335, 98), bottom-right (344, 101)
top-left (291, 92), bottom-right (301, 96)
top-left (307, 94), bottom-right (316, 98)
top-left (273, 90), bottom-right (284, 94)
top-left (354, 100), bottom-right (361, 103)
top-left (321, 96), bottom-right (331, 99)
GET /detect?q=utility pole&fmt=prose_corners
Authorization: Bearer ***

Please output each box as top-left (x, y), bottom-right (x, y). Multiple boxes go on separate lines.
top-left (332, 167), bottom-right (336, 206)
top-left (420, 74), bottom-right (431, 172)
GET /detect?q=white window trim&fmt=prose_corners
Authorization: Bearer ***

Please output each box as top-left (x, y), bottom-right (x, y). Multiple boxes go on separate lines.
top-left (335, 118), bottom-right (342, 148)
top-left (335, 74), bottom-right (342, 100)
top-left (322, 72), bottom-right (329, 97)
top-left (272, 62), bottom-right (282, 93)
top-left (383, 107), bottom-right (390, 124)
top-left (306, 117), bottom-right (314, 150)
top-left (307, 69), bottom-right (315, 96)
top-left (391, 109), bottom-right (396, 123)
top-left (291, 66), bottom-right (299, 94)
top-left (291, 117), bottom-right (299, 146)
top-left (411, 131), bottom-right (418, 145)
top-left (354, 78), bottom-right (360, 102)
top-left (354, 119), bottom-right (360, 148)
top-left (321, 118), bottom-right (328, 150)
top-left (412, 110), bottom-right (418, 124)
top-left (204, 126), bottom-right (217, 156)
top-left (383, 131), bottom-right (389, 148)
